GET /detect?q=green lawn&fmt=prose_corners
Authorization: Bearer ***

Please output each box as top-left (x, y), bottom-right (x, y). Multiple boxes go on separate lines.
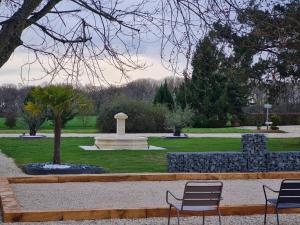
top-left (0, 137), bottom-right (299, 173)
top-left (0, 116), bottom-right (98, 133)
top-left (0, 116), bottom-right (255, 134)
top-left (182, 127), bottom-right (253, 133)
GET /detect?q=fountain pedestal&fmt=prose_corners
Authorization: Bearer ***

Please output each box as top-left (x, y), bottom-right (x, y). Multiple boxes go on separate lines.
top-left (94, 135), bottom-right (148, 150)
top-left (94, 112), bottom-right (148, 150)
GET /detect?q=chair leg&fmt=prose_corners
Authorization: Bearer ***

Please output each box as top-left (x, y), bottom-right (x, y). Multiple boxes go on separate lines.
top-left (275, 208), bottom-right (280, 225)
top-left (264, 202), bottom-right (268, 225)
top-left (177, 210), bottom-right (180, 225)
top-left (218, 209), bottom-right (222, 225)
top-left (167, 205), bottom-right (171, 225)
top-left (203, 211), bottom-right (205, 225)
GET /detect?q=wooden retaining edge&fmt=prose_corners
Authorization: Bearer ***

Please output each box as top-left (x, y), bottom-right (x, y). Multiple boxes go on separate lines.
top-left (3, 205), bottom-right (300, 223)
top-left (4, 173), bottom-right (300, 222)
top-left (7, 172), bottom-right (300, 184)
top-left (0, 177), bottom-right (21, 221)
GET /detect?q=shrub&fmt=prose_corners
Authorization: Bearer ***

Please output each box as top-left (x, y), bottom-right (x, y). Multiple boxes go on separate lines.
top-left (270, 114), bottom-right (280, 127)
top-left (166, 106), bottom-right (194, 135)
top-left (270, 114), bottom-right (280, 130)
top-left (230, 114), bottom-right (240, 127)
top-left (243, 113), bottom-right (300, 126)
top-left (4, 112), bottom-right (17, 128)
top-left (97, 97), bottom-right (169, 133)
top-left (22, 110), bottom-right (45, 135)
top-left (192, 114), bottom-right (227, 128)
top-left (23, 89), bottom-right (46, 135)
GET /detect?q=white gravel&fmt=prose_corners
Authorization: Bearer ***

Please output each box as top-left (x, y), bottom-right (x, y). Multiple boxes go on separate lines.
top-left (0, 151), bottom-right (24, 176)
top-left (12, 180), bottom-right (281, 210)
top-left (1, 214), bottom-right (300, 225)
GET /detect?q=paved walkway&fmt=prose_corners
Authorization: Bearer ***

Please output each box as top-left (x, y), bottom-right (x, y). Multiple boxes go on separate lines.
top-left (0, 125), bottom-right (300, 138)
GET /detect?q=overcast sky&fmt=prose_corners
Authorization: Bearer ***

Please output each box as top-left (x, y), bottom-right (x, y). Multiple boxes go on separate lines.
top-left (0, 43), bottom-right (174, 86)
top-left (0, 0), bottom-right (183, 87)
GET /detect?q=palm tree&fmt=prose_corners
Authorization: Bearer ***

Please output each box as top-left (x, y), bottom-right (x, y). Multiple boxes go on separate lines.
top-left (25, 85), bottom-right (82, 164)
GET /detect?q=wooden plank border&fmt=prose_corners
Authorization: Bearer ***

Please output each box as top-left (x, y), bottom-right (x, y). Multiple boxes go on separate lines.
top-left (3, 205), bottom-right (300, 223)
top-left (0, 177), bottom-right (21, 222)
top-left (3, 172), bottom-right (300, 222)
top-left (7, 171), bottom-right (300, 184)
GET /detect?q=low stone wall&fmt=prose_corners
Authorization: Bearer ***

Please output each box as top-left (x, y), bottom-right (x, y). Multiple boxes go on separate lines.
top-left (167, 134), bottom-right (300, 173)
top-left (267, 152), bottom-right (300, 171)
top-left (168, 152), bottom-right (247, 173)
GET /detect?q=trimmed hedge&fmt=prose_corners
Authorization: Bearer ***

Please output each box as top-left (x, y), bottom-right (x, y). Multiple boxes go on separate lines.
top-left (193, 114), bottom-right (227, 128)
top-left (96, 97), bottom-right (169, 133)
top-left (243, 113), bottom-right (300, 126)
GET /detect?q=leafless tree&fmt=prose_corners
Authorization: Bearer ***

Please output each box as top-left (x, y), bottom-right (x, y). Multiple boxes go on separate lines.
top-left (0, 84), bottom-right (31, 115)
top-left (0, 0), bottom-right (290, 85)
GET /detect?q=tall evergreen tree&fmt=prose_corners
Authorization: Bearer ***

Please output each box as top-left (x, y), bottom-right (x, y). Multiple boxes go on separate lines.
top-left (153, 81), bottom-right (174, 110)
top-left (176, 34), bottom-right (249, 127)
top-left (190, 36), bottom-right (228, 127)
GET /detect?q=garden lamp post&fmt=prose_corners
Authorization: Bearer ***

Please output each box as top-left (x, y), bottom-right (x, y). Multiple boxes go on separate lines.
top-left (264, 103), bottom-right (272, 130)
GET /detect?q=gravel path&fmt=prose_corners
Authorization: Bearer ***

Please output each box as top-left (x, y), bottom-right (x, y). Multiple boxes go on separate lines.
top-left (1, 128), bottom-right (300, 138)
top-left (12, 180), bottom-right (280, 210)
top-left (0, 152), bottom-right (24, 176)
top-left (1, 214), bottom-right (300, 225)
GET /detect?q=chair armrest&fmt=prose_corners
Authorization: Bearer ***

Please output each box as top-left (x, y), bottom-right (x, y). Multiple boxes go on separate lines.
top-left (263, 185), bottom-right (279, 201)
top-left (263, 185), bottom-right (279, 193)
top-left (166, 190), bottom-right (182, 205)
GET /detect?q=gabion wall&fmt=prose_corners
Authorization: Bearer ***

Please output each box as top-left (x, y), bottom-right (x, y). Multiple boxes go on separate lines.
top-left (167, 134), bottom-right (300, 172)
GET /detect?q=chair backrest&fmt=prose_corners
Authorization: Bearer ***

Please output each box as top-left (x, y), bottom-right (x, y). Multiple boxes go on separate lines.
top-left (182, 181), bottom-right (223, 209)
top-left (278, 179), bottom-right (300, 204)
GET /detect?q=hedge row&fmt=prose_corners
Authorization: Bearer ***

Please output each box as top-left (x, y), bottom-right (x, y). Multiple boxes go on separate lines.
top-left (243, 113), bottom-right (300, 126)
top-left (96, 97), bottom-right (170, 133)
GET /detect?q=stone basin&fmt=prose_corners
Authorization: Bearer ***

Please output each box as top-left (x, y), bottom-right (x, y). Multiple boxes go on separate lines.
top-left (94, 134), bottom-right (148, 150)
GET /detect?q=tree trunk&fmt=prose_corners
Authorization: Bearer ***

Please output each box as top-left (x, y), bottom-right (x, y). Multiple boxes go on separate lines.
top-left (0, 1), bottom-right (43, 68)
top-left (53, 116), bottom-right (62, 164)
top-left (174, 126), bottom-right (181, 136)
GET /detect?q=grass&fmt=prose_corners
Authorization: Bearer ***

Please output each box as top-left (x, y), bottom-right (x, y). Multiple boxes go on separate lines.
top-left (0, 116), bottom-right (98, 133)
top-left (0, 116), bottom-right (255, 134)
top-left (182, 127), bottom-right (253, 133)
top-left (0, 137), bottom-right (299, 173)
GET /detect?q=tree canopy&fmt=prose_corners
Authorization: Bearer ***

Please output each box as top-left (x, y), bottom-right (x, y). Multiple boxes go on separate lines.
top-left (212, 0), bottom-right (300, 101)
top-left (153, 81), bottom-right (174, 110)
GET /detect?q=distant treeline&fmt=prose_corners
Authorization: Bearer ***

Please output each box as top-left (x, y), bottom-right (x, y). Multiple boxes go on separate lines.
top-left (0, 77), bottom-right (182, 117)
top-left (0, 77), bottom-right (299, 118)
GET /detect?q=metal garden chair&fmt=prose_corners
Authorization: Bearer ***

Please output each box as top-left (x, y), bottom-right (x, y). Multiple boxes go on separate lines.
top-left (263, 179), bottom-right (300, 225)
top-left (166, 181), bottom-right (223, 225)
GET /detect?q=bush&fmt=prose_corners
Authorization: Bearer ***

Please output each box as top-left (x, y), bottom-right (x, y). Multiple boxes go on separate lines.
top-left (4, 112), bottom-right (17, 128)
top-left (166, 106), bottom-right (194, 135)
top-left (243, 113), bottom-right (300, 126)
top-left (193, 114), bottom-right (227, 128)
top-left (230, 114), bottom-right (240, 127)
top-left (22, 110), bottom-right (45, 136)
top-left (97, 97), bottom-right (169, 133)
top-left (270, 114), bottom-right (280, 130)
top-left (270, 114), bottom-right (280, 127)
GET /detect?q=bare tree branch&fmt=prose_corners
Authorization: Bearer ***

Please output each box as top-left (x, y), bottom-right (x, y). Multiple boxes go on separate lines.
top-left (0, 0), bottom-right (295, 85)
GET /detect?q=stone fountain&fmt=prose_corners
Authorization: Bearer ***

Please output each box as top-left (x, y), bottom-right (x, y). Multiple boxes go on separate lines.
top-left (94, 112), bottom-right (148, 150)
